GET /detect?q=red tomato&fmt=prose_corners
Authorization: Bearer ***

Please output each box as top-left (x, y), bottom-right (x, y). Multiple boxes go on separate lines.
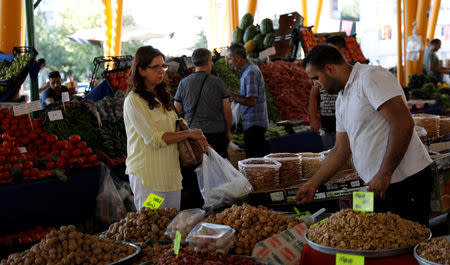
top-left (30, 168), bottom-right (39, 176)
top-left (82, 148), bottom-right (93, 156)
top-left (3, 164), bottom-right (12, 171)
top-left (12, 163), bottom-right (23, 169)
top-left (72, 149), bottom-right (81, 157)
top-left (40, 132), bottom-right (48, 139)
top-left (21, 138), bottom-right (30, 145)
top-left (88, 154), bottom-right (98, 163)
top-left (18, 154), bottom-right (28, 162)
top-left (2, 142), bottom-right (13, 149)
top-left (24, 161), bottom-right (33, 169)
top-left (46, 134), bottom-right (58, 144)
top-left (39, 145), bottom-right (50, 152)
top-left (23, 169), bottom-right (31, 177)
top-left (69, 135), bottom-right (81, 144)
top-left (79, 156), bottom-right (88, 165)
top-left (68, 157), bottom-right (78, 165)
top-left (32, 120), bottom-right (41, 129)
top-left (28, 132), bottom-right (39, 140)
top-left (8, 155), bottom-right (18, 163)
top-left (11, 148), bottom-right (21, 156)
top-left (56, 140), bottom-right (69, 150)
top-left (67, 143), bottom-right (77, 151)
top-left (77, 142), bottom-right (87, 150)
top-left (3, 171), bottom-right (10, 179)
top-left (1, 133), bottom-right (11, 142)
top-left (0, 165), bottom-right (3, 171)
top-left (56, 157), bottom-right (66, 168)
top-left (10, 119), bottom-right (18, 125)
top-left (45, 162), bottom-right (55, 170)
top-left (34, 139), bottom-right (44, 146)
top-left (61, 150), bottom-right (71, 160)
top-left (0, 156), bottom-right (5, 163)
top-left (0, 148), bottom-right (9, 156)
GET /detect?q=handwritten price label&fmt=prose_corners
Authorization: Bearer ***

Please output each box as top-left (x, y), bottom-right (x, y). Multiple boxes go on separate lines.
top-left (28, 100), bottom-right (43, 112)
top-left (174, 231), bottom-right (181, 255)
top-left (336, 253), bottom-right (364, 265)
top-left (48, 110), bottom-right (64, 121)
top-left (13, 104), bottom-right (28, 116)
top-left (353, 191), bottom-right (374, 212)
top-left (143, 193), bottom-right (164, 210)
top-left (61, 92), bottom-right (70, 103)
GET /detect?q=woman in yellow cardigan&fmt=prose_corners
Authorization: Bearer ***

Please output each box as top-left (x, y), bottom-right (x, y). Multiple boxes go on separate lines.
top-left (124, 46), bottom-right (208, 210)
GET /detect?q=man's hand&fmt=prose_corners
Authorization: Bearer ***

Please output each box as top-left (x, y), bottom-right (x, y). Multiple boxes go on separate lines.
top-left (295, 180), bottom-right (319, 204)
top-left (310, 118), bottom-right (321, 133)
top-left (365, 173), bottom-right (391, 198)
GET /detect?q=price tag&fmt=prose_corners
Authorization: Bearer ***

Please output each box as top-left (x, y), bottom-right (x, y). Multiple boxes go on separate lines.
top-left (61, 92), bottom-right (70, 103)
top-left (353, 191), bottom-right (374, 212)
top-left (143, 193), bottom-right (164, 210)
top-left (27, 100), bottom-right (43, 112)
top-left (270, 191), bottom-right (285, 202)
top-left (293, 207), bottom-right (311, 217)
top-left (18, 147), bottom-right (27, 153)
top-left (48, 110), bottom-right (64, 121)
top-left (173, 230), bottom-right (181, 255)
top-left (259, 47), bottom-right (276, 60)
top-left (336, 253), bottom-right (364, 265)
top-left (13, 104), bottom-right (28, 116)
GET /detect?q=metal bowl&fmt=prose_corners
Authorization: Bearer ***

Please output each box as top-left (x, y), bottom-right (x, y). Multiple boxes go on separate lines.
top-left (109, 242), bottom-right (141, 265)
top-left (413, 235), bottom-right (450, 265)
top-left (305, 231), bottom-right (431, 259)
top-left (234, 255), bottom-right (282, 265)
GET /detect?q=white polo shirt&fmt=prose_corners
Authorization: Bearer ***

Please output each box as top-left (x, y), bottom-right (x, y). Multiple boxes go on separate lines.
top-left (335, 63), bottom-right (432, 184)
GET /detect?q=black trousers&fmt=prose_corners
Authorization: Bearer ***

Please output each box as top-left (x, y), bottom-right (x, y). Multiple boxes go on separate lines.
top-left (204, 131), bottom-right (229, 159)
top-left (375, 165), bottom-right (433, 226)
top-left (244, 126), bottom-right (266, 158)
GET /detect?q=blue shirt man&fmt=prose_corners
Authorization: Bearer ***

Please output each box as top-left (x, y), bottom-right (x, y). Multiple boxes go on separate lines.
top-left (228, 44), bottom-right (269, 158)
top-left (41, 71), bottom-right (72, 108)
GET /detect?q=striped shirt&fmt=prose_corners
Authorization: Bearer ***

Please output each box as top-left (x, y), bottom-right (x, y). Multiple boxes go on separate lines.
top-left (239, 61), bottom-right (269, 130)
top-left (124, 91), bottom-right (182, 192)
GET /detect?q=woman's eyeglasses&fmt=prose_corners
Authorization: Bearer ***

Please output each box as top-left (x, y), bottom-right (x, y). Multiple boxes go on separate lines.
top-left (144, 64), bottom-right (169, 71)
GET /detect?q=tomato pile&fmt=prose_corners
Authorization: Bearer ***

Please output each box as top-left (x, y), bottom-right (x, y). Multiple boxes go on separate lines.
top-left (259, 61), bottom-right (312, 121)
top-left (346, 36), bottom-right (368, 63)
top-left (0, 108), bottom-right (100, 185)
top-left (0, 226), bottom-right (55, 246)
top-left (300, 28), bottom-right (318, 53)
top-left (107, 69), bottom-right (129, 92)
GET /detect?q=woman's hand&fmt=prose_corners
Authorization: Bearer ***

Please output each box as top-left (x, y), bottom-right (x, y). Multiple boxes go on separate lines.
top-left (188, 129), bottom-right (209, 153)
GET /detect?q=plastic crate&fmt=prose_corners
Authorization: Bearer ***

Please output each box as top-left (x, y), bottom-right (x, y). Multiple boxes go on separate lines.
top-left (88, 55), bottom-right (132, 93)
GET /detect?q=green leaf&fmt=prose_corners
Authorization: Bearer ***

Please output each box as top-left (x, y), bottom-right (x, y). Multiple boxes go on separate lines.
top-left (53, 169), bottom-right (68, 182)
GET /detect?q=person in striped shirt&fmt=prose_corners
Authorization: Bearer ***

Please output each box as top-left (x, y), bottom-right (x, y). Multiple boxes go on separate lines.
top-left (124, 46), bottom-right (208, 210)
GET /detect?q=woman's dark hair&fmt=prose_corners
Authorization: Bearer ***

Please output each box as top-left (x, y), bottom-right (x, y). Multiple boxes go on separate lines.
top-left (302, 44), bottom-right (346, 70)
top-left (128, 45), bottom-right (173, 111)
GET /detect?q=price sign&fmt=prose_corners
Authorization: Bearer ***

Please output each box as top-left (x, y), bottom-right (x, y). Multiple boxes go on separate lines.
top-left (143, 193), bottom-right (164, 210)
top-left (61, 92), bottom-right (70, 103)
top-left (13, 104), bottom-right (28, 116)
top-left (28, 100), bottom-right (43, 112)
top-left (48, 110), bottom-right (64, 121)
top-left (18, 147), bottom-right (27, 153)
top-left (353, 191), bottom-right (374, 212)
top-left (293, 207), bottom-right (311, 217)
top-left (336, 253), bottom-right (364, 265)
top-left (259, 47), bottom-right (276, 60)
top-left (173, 231), bottom-right (181, 255)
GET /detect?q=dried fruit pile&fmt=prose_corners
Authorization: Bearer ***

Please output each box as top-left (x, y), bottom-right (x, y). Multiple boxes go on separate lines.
top-left (154, 248), bottom-right (263, 265)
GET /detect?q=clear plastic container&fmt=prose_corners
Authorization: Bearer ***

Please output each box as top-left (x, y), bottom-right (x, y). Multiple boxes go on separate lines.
top-left (264, 153), bottom-right (302, 184)
top-left (238, 158), bottom-right (281, 190)
top-left (297, 153), bottom-right (325, 179)
top-left (165, 208), bottom-right (205, 243)
top-left (186, 222), bottom-right (235, 254)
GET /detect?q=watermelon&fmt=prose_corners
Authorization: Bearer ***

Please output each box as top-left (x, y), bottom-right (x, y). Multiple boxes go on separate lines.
top-left (243, 25), bottom-right (258, 43)
top-left (253, 33), bottom-right (265, 51)
top-left (263, 33), bottom-right (274, 49)
top-left (240, 13), bottom-right (254, 31)
top-left (260, 18), bottom-right (274, 35)
top-left (232, 27), bottom-right (244, 44)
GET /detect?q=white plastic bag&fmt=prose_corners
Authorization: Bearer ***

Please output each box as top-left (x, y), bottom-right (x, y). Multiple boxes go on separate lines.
top-left (195, 147), bottom-right (253, 210)
top-left (231, 101), bottom-right (240, 127)
top-left (165, 208), bottom-right (205, 242)
top-left (96, 164), bottom-right (127, 226)
top-left (406, 23), bottom-right (423, 62)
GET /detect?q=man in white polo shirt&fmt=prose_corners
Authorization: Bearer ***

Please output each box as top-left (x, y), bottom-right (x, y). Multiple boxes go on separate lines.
top-left (295, 45), bottom-right (433, 225)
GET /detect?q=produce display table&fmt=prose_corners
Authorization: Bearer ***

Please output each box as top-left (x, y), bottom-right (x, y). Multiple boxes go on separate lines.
top-left (266, 130), bottom-right (324, 154)
top-left (0, 166), bottom-right (101, 236)
top-left (411, 104), bottom-right (443, 115)
top-left (299, 244), bottom-right (418, 265)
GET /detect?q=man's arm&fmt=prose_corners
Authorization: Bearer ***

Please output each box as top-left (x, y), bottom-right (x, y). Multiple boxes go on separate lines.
top-left (365, 95), bottom-right (414, 198)
top-left (228, 91), bottom-right (256, 106)
top-left (295, 131), bottom-right (352, 204)
top-left (174, 101), bottom-right (184, 116)
top-left (308, 83), bottom-right (321, 133)
top-left (222, 98), bottom-right (232, 143)
top-left (430, 63), bottom-right (449, 74)
top-left (39, 82), bottom-right (50, 92)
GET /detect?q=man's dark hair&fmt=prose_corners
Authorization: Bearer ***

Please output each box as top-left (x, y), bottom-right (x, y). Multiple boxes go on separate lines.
top-left (192, 48), bottom-right (211, 67)
top-left (430, 39), bottom-right (441, 46)
top-left (302, 44), bottom-right (347, 70)
top-left (37, 58), bottom-right (46, 65)
top-left (48, 71), bottom-right (61, 79)
top-left (326, 35), bottom-right (347, 50)
top-left (229, 43), bottom-right (247, 58)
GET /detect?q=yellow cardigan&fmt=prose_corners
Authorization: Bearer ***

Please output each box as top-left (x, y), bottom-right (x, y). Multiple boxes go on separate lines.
top-left (124, 91), bottom-right (182, 192)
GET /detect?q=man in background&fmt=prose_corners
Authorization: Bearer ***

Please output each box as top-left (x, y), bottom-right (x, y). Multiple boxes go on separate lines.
top-left (424, 39), bottom-right (449, 82)
top-left (41, 71), bottom-right (72, 108)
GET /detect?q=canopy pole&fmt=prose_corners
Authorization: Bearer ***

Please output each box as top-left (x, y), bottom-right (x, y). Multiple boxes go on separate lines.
top-left (426, 0), bottom-right (440, 42)
top-left (397, 0), bottom-right (404, 87)
top-left (1, 0), bottom-right (23, 53)
top-left (404, 0), bottom-right (417, 84)
top-left (102, 0), bottom-right (113, 58)
top-left (302, 0), bottom-right (308, 26)
top-left (414, 0), bottom-right (430, 74)
top-left (313, 0), bottom-right (323, 33)
top-left (247, 0), bottom-right (257, 15)
top-left (112, 0), bottom-right (123, 56)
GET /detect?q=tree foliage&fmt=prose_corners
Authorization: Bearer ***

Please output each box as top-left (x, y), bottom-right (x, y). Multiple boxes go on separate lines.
top-left (34, 8), bottom-right (143, 81)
